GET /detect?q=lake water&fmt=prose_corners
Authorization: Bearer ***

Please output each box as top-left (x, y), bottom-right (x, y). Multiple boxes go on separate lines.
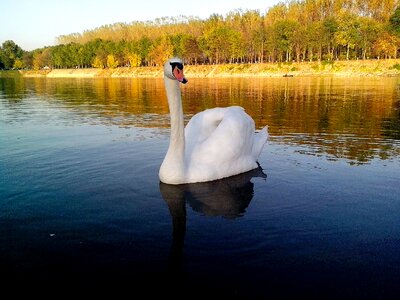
top-left (1, 75), bottom-right (400, 297)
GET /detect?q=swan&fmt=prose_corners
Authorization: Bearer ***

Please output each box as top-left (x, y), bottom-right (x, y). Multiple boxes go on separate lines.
top-left (159, 57), bottom-right (268, 185)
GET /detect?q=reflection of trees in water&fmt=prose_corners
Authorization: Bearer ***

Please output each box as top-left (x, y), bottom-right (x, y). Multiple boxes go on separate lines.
top-left (160, 166), bottom-right (266, 273)
top-left (2, 76), bottom-right (399, 163)
top-left (382, 100), bottom-right (400, 140)
top-left (287, 133), bottom-right (400, 165)
top-left (0, 73), bottom-right (25, 100)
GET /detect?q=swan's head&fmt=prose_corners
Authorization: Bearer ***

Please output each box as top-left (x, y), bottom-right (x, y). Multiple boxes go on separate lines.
top-left (164, 57), bottom-right (188, 84)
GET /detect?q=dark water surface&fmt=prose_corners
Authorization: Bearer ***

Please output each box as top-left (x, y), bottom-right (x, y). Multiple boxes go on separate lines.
top-left (1, 75), bottom-right (400, 297)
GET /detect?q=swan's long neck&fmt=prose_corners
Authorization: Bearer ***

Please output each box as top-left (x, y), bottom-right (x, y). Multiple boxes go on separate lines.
top-left (160, 76), bottom-right (185, 183)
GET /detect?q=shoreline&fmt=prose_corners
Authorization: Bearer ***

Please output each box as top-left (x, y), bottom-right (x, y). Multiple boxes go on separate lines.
top-left (15, 59), bottom-right (400, 78)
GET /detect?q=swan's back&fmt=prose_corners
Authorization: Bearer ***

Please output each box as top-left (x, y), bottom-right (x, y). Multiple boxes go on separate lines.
top-left (184, 106), bottom-right (268, 182)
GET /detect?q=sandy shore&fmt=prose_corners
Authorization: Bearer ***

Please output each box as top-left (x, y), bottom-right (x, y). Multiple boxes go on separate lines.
top-left (20, 59), bottom-right (400, 78)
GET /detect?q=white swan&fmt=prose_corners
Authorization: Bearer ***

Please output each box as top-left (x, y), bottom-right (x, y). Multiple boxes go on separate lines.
top-left (159, 57), bottom-right (268, 185)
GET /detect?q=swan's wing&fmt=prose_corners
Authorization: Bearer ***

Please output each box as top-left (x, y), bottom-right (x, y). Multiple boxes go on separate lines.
top-left (183, 106), bottom-right (269, 182)
top-left (185, 107), bottom-right (227, 153)
top-left (185, 106), bottom-right (255, 168)
top-left (252, 125), bottom-right (269, 159)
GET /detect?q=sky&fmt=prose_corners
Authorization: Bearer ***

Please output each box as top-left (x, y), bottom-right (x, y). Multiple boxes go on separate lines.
top-left (1, 0), bottom-right (282, 51)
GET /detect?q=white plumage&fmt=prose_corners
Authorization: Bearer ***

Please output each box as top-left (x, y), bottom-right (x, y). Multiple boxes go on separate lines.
top-left (159, 57), bottom-right (268, 185)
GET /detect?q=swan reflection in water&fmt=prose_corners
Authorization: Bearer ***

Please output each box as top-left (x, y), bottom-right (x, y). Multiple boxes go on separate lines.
top-left (159, 166), bottom-right (267, 273)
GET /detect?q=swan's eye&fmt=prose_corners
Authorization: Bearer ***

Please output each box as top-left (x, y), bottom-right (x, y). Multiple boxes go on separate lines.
top-left (170, 62), bottom-right (184, 71)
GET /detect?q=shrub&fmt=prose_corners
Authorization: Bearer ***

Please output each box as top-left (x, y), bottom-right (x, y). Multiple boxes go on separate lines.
top-left (392, 63), bottom-right (400, 70)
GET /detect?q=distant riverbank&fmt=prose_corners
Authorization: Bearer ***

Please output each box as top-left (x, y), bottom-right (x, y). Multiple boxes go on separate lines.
top-left (16, 59), bottom-right (400, 78)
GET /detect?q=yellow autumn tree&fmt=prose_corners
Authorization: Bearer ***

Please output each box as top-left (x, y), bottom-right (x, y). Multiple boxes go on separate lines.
top-left (373, 32), bottom-right (399, 58)
top-left (13, 59), bottom-right (24, 69)
top-left (92, 56), bottom-right (104, 68)
top-left (148, 36), bottom-right (174, 66)
top-left (106, 54), bottom-right (119, 68)
top-left (127, 53), bottom-right (141, 67)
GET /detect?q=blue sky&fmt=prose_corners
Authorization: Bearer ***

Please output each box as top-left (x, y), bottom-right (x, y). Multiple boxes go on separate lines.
top-left (1, 0), bottom-right (281, 51)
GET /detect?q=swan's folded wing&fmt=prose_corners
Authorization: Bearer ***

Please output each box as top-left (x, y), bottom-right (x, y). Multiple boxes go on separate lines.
top-left (252, 125), bottom-right (268, 159)
top-left (185, 107), bottom-right (226, 153)
top-left (185, 107), bottom-right (254, 166)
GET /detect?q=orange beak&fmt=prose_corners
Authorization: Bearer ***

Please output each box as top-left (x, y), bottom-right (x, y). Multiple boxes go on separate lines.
top-left (173, 67), bottom-right (188, 84)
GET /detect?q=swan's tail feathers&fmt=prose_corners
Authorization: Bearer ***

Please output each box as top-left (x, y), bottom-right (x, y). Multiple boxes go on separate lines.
top-left (252, 125), bottom-right (269, 159)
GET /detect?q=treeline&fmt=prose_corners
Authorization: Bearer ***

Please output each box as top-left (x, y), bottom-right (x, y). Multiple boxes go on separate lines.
top-left (1, 0), bottom-right (400, 70)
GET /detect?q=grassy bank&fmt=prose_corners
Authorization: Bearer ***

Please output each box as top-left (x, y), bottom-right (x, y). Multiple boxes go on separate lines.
top-left (17, 59), bottom-right (400, 78)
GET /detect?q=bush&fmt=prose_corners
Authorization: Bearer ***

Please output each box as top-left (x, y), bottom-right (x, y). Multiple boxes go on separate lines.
top-left (391, 63), bottom-right (400, 70)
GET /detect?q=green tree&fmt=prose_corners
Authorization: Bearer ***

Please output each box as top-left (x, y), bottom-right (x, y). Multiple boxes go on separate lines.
top-left (83, 39), bottom-right (104, 68)
top-left (226, 9), bottom-right (263, 62)
top-left (389, 5), bottom-right (400, 36)
top-left (335, 12), bottom-right (361, 60)
top-left (93, 42), bottom-right (108, 68)
top-left (272, 20), bottom-right (298, 62)
top-left (200, 25), bottom-right (242, 64)
top-left (19, 0), bottom-right (400, 66)
top-left (51, 45), bottom-right (64, 68)
top-left (13, 59), bottom-right (24, 69)
top-left (0, 49), bottom-right (5, 69)
top-left (138, 37), bottom-right (153, 66)
top-left (0, 40), bottom-right (24, 69)
top-left (322, 17), bottom-right (338, 60)
top-left (181, 36), bottom-right (203, 64)
top-left (358, 17), bottom-right (381, 59)
top-left (22, 52), bottom-right (33, 69)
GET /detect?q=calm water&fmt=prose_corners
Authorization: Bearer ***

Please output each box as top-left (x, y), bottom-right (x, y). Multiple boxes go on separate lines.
top-left (1, 74), bottom-right (400, 297)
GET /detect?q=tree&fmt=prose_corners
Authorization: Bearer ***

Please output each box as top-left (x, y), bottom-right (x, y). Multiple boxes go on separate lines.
top-left (92, 57), bottom-right (104, 68)
top-left (0, 49), bottom-right (5, 69)
top-left (230, 31), bottom-right (246, 63)
top-left (252, 23), bottom-right (267, 63)
top-left (22, 52), bottom-right (33, 69)
top-left (31, 47), bottom-right (52, 70)
top-left (389, 5), bottom-right (400, 36)
top-left (373, 31), bottom-right (399, 58)
top-left (93, 42), bottom-right (108, 68)
top-left (322, 17), bottom-right (338, 60)
top-left (18, 0), bottom-right (400, 67)
top-left (169, 33), bottom-right (188, 58)
top-left (13, 59), bottom-right (24, 69)
top-left (106, 54), bottom-right (119, 68)
top-left (148, 36), bottom-right (174, 66)
top-left (32, 51), bottom-right (43, 70)
top-left (137, 37), bottom-right (153, 66)
top-left (51, 45), bottom-right (64, 68)
top-left (358, 17), bottom-right (381, 59)
top-left (181, 37), bottom-right (203, 64)
top-left (126, 53), bottom-right (141, 67)
top-left (0, 40), bottom-right (24, 69)
top-left (200, 25), bottom-right (242, 64)
top-left (272, 20), bottom-right (298, 62)
top-left (335, 12), bottom-right (361, 60)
